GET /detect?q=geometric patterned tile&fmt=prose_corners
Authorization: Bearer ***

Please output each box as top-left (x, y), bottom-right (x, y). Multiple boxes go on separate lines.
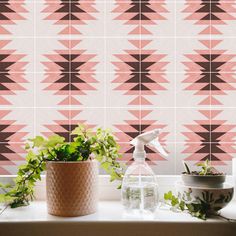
top-left (1, 0), bottom-right (236, 174)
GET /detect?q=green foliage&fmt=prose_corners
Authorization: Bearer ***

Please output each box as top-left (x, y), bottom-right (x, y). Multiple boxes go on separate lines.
top-left (0, 124), bottom-right (125, 209)
top-left (164, 189), bottom-right (232, 220)
top-left (164, 191), bottom-right (207, 220)
top-left (183, 161), bottom-right (191, 174)
top-left (197, 159), bottom-right (214, 175)
top-left (183, 159), bottom-right (220, 176)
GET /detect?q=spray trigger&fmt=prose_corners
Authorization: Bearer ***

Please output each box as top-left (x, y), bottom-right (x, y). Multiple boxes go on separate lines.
top-left (130, 129), bottom-right (168, 160)
top-left (148, 139), bottom-right (168, 157)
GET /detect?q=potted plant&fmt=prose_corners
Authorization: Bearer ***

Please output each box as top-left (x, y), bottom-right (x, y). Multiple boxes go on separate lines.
top-left (0, 124), bottom-right (124, 217)
top-left (182, 159), bottom-right (226, 188)
top-left (164, 160), bottom-right (233, 220)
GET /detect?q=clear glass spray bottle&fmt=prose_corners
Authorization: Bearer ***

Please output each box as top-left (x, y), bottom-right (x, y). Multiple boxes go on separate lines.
top-left (121, 129), bottom-right (168, 216)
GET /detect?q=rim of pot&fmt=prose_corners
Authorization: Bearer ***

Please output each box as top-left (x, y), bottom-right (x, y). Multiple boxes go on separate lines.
top-left (176, 181), bottom-right (233, 190)
top-left (181, 173), bottom-right (225, 177)
top-left (46, 160), bottom-right (97, 164)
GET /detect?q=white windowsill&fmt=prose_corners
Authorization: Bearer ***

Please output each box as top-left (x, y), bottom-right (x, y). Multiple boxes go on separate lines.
top-left (0, 201), bottom-right (236, 236)
top-left (0, 175), bottom-right (236, 236)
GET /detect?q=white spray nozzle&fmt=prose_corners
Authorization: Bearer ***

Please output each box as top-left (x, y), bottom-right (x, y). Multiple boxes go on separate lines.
top-left (149, 139), bottom-right (168, 157)
top-left (130, 129), bottom-right (168, 160)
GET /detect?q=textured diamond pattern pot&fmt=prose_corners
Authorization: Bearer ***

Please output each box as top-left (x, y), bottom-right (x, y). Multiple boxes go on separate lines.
top-left (46, 160), bottom-right (98, 217)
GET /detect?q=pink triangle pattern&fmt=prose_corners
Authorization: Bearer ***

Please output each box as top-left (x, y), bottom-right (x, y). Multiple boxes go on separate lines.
top-left (114, 110), bottom-right (168, 165)
top-left (181, 1), bottom-right (236, 168)
top-left (182, 110), bottom-right (236, 165)
top-left (113, 0), bottom-right (168, 35)
top-left (43, 0), bottom-right (97, 35)
top-left (42, 40), bottom-right (98, 106)
top-left (0, 40), bottom-right (28, 105)
top-left (41, 1), bottom-right (99, 152)
top-left (183, 40), bottom-right (236, 105)
top-left (42, 110), bottom-right (96, 143)
top-left (0, 1), bottom-right (28, 174)
top-left (183, 0), bottom-right (236, 35)
top-left (0, 0), bottom-right (27, 35)
top-left (42, 110), bottom-right (71, 142)
top-left (112, 40), bottom-right (168, 106)
top-left (111, 1), bottom-right (169, 166)
top-left (210, 40), bottom-right (236, 105)
top-left (0, 110), bottom-right (28, 174)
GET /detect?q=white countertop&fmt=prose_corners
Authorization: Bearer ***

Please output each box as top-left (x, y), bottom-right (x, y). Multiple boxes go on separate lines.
top-left (1, 201), bottom-right (236, 236)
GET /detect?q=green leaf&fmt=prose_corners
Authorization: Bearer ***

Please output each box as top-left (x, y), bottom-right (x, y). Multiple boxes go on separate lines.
top-left (183, 161), bottom-right (191, 174)
top-left (197, 163), bottom-right (205, 167)
top-left (196, 159), bottom-right (215, 176)
top-left (171, 196), bottom-right (179, 206)
top-left (46, 135), bottom-right (65, 147)
top-left (0, 183), bottom-right (12, 189)
top-left (179, 201), bottom-right (185, 211)
top-left (25, 143), bottom-right (30, 150)
top-left (117, 184), bottom-right (122, 190)
top-left (0, 194), bottom-right (16, 203)
top-left (101, 162), bottom-right (110, 171)
top-left (164, 191), bottom-right (173, 201)
top-left (30, 136), bottom-right (45, 147)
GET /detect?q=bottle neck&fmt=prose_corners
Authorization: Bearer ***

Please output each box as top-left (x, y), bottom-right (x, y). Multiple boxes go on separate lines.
top-left (133, 150), bottom-right (146, 162)
top-left (134, 158), bottom-right (145, 164)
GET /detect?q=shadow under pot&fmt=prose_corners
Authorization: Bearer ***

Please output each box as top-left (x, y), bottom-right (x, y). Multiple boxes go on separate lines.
top-left (46, 160), bottom-right (98, 217)
top-left (181, 174), bottom-right (226, 188)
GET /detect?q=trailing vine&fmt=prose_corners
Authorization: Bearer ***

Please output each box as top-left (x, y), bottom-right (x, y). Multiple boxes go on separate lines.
top-left (0, 125), bottom-right (125, 208)
top-left (163, 189), bottom-right (233, 220)
top-left (163, 191), bottom-right (208, 220)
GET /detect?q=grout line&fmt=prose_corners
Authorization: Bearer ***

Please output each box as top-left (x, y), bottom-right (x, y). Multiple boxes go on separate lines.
top-left (0, 36), bottom-right (235, 39)
top-left (69, 1), bottom-right (72, 142)
top-left (103, 1), bottom-right (107, 129)
top-left (12, 0), bottom-right (227, 1)
top-left (1, 141), bottom-right (235, 145)
top-left (0, 71), bottom-right (235, 74)
top-left (139, 1), bottom-right (141, 136)
top-left (33, 0), bottom-right (36, 137)
top-left (210, 1), bottom-right (212, 165)
top-left (174, 0), bottom-right (177, 174)
top-left (2, 106), bottom-right (236, 109)
top-left (1, 71), bottom-right (235, 74)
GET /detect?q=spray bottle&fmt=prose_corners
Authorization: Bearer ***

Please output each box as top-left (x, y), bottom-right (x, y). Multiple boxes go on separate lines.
top-left (121, 129), bottom-right (168, 215)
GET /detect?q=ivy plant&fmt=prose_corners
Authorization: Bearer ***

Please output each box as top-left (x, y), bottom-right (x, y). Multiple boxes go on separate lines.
top-left (0, 124), bottom-right (125, 208)
top-left (163, 191), bottom-right (208, 220)
top-left (163, 189), bottom-right (233, 220)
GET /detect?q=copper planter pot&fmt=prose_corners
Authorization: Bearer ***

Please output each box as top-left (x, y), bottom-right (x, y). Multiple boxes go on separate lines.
top-left (46, 160), bottom-right (98, 217)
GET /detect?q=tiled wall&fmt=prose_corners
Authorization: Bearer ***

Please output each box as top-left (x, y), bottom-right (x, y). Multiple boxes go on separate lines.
top-left (0, 0), bottom-right (236, 175)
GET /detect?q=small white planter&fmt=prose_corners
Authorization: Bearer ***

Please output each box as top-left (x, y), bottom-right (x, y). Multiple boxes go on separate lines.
top-left (181, 174), bottom-right (226, 188)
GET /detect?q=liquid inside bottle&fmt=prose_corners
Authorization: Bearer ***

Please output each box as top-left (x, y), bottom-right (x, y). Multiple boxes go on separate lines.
top-left (121, 160), bottom-right (159, 215)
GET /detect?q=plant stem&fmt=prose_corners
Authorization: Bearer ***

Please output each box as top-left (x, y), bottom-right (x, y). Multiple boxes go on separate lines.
top-left (0, 205), bottom-right (8, 216)
top-left (10, 158), bottom-right (45, 206)
top-left (213, 213), bottom-right (236, 222)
